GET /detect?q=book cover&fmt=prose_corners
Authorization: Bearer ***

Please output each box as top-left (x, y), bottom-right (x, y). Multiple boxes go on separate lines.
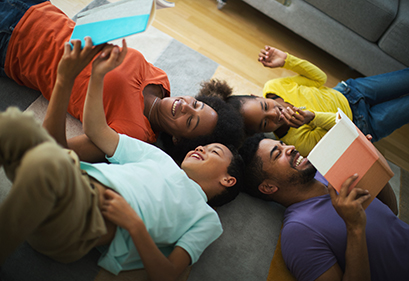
top-left (70, 0), bottom-right (174, 47)
top-left (308, 109), bottom-right (394, 209)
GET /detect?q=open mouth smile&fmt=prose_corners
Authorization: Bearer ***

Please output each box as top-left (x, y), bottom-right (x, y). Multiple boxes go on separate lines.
top-left (172, 100), bottom-right (181, 116)
top-left (295, 155), bottom-right (304, 167)
top-left (190, 152), bottom-right (204, 160)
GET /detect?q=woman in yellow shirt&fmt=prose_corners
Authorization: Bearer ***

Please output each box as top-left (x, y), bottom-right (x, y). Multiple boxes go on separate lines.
top-left (199, 46), bottom-right (409, 156)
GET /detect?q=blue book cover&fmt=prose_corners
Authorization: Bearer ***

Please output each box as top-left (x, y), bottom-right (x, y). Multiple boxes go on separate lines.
top-left (70, 0), bottom-right (174, 47)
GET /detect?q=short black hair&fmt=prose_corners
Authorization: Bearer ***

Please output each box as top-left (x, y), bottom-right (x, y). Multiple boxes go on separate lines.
top-left (239, 133), bottom-right (273, 201)
top-left (207, 144), bottom-right (244, 207)
top-left (159, 95), bottom-right (245, 164)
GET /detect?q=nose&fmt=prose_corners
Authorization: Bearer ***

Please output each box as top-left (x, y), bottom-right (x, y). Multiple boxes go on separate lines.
top-left (265, 108), bottom-right (278, 120)
top-left (284, 144), bottom-right (296, 155)
top-left (195, 146), bottom-right (205, 153)
top-left (180, 99), bottom-right (196, 114)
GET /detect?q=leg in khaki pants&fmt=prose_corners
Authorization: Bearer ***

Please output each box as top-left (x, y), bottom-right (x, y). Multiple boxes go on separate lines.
top-left (0, 107), bottom-right (106, 264)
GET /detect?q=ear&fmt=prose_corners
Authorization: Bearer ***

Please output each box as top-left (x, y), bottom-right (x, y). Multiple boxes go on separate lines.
top-left (172, 136), bottom-right (180, 145)
top-left (219, 175), bottom-right (237, 188)
top-left (258, 179), bottom-right (278, 195)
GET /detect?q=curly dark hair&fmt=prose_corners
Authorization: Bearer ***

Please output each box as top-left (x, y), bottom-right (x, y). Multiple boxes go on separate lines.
top-left (239, 133), bottom-right (273, 201)
top-left (158, 95), bottom-right (245, 164)
top-left (198, 79), bottom-right (259, 135)
top-left (197, 78), bottom-right (233, 99)
top-left (207, 144), bottom-right (245, 207)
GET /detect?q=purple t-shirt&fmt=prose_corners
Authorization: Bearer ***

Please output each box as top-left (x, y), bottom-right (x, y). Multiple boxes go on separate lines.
top-left (282, 194), bottom-right (409, 281)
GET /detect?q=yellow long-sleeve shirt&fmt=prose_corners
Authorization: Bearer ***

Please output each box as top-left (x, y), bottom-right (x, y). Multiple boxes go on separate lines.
top-left (263, 54), bottom-right (353, 156)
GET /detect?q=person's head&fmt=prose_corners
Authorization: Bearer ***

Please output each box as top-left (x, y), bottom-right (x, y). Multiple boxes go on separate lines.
top-left (181, 143), bottom-right (244, 207)
top-left (159, 95), bottom-right (245, 164)
top-left (155, 96), bottom-right (218, 140)
top-left (239, 134), bottom-right (316, 206)
top-left (198, 79), bottom-right (285, 135)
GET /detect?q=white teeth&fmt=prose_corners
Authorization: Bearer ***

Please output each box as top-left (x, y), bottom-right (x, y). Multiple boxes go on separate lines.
top-left (191, 153), bottom-right (201, 160)
top-left (172, 101), bottom-right (178, 115)
top-left (295, 156), bottom-right (304, 167)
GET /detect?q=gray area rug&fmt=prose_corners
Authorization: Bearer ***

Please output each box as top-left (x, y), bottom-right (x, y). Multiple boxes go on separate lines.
top-left (0, 0), bottom-right (406, 280)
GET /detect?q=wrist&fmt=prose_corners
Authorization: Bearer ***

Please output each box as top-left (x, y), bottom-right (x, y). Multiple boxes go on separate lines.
top-left (309, 111), bottom-right (316, 122)
top-left (55, 76), bottom-right (75, 88)
top-left (126, 216), bottom-right (145, 236)
top-left (346, 224), bottom-right (366, 237)
top-left (90, 70), bottom-right (106, 81)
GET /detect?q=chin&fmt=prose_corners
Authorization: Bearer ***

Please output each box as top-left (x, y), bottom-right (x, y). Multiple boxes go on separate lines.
top-left (300, 165), bottom-right (317, 184)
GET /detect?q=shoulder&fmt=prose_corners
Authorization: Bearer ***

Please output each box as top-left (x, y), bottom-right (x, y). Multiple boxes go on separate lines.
top-left (108, 134), bottom-right (176, 165)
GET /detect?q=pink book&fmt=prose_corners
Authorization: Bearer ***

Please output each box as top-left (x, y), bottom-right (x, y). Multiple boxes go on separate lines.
top-left (308, 109), bottom-right (394, 209)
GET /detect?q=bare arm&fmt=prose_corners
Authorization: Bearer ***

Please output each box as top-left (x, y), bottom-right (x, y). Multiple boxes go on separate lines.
top-left (67, 134), bottom-right (106, 163)
top-left (259, 45), bottom-right (326, 86)
top-left (43, 38), bottom-right (104, 147)
top-left (83, 40), bottom-right (128, 157)
top-left (101, 189), bottom-right (191, 281)
top-left (318, 174), bottom-right (371, 281)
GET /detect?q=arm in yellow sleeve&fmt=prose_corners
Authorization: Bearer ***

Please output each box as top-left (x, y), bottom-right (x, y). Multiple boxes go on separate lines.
top-left (283, 54), bottom-right (327, 88)
top-left (283, 112), bottom-right (336, 156)
top-left (309, 112), bottom-right (337, 131)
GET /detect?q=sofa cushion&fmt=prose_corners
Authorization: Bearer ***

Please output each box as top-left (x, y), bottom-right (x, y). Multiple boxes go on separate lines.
top-left (379, 0), bottom-right (409, 66)
top-left (304, 0), bottom-right (398, 42)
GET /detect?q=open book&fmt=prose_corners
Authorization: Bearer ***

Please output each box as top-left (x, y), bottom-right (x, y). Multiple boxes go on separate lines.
top-left (70, 0), bottom-right (174, 46)
top-left (308, 109), bottom-right (394, 209)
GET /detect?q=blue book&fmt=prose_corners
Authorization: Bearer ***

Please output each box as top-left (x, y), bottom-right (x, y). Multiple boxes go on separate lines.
top-left (70, 0), bottom-right (174, 47)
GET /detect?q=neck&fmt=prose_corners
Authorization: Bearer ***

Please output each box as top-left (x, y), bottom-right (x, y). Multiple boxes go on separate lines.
top-left (282, 179), bottom-right (328, 207)
top-left (143, 87), bottom-right (164, 132)
top-left (274, 124), bottom-right (290, 138)
top-left (185, 172), bottom-right (218, 201)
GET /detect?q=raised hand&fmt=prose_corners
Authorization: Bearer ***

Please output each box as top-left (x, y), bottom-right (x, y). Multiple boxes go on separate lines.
top-left (281, 106), bottom-right (315, 128)
top-left (328, 174), bottom-right (370, 230)
top-left (91, 39), bottom-right (128, 79)
top-left (258, 45), bottom-right (287, 68)
top-left (57, 37), bottom-right (104, 85)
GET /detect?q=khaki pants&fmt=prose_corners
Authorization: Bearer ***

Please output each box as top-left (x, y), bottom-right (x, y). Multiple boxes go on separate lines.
top-left (0, 107), bottom-right (106, 264)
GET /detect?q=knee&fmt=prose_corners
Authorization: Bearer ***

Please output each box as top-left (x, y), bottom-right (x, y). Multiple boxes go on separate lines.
top-left (22, 143), bottom-right (72, 172)
top-left (0, 107), bottom-right (52, 141)
top-left (0, 107), bottom-right (54, 162)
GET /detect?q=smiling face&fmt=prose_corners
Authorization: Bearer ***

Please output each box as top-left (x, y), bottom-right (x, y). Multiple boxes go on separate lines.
top-left (257, 139), bottom-right (316, 188)
top-left (240, 97), bottom-right (286, 134)
top-left (181, 143), bottom-right (233, 186)
top-left (157, 96), bottom-right (218, 140)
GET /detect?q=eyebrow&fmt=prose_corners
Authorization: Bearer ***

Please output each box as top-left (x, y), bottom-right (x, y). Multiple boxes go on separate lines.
top-left (193, 116), bottom-right (200, 130)
top-left (269, 145), bottom-right (278, 160)
top-left (193, 102), bottom-right (205, 130)
top-left (214, 145), bottom-right (225, 154)
top-left (258, 101), bottom-right (265, 130)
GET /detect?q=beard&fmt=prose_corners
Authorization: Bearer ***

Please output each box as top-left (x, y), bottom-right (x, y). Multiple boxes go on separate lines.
top-left (288, 151), bottom-right (317, 185)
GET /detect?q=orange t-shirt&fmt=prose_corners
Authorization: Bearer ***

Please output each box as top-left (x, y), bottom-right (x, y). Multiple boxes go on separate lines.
top-left (5, 2), bottom-right (170, 143)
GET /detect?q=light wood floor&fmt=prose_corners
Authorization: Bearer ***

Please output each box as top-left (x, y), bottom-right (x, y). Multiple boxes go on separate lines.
top-left (52, 0), bottom-right (409, 172)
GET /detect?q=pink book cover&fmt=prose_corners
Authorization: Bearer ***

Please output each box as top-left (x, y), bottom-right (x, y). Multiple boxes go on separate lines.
top-left (308, 109), bottom-right (394, 208)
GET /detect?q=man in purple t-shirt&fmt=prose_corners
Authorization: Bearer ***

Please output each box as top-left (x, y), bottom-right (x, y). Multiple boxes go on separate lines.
top-left (239, 134), bottom-right (409, 281)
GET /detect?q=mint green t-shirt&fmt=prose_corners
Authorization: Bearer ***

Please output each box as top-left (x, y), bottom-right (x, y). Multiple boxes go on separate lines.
top-left (80, 134), bottom-right (223, 275)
